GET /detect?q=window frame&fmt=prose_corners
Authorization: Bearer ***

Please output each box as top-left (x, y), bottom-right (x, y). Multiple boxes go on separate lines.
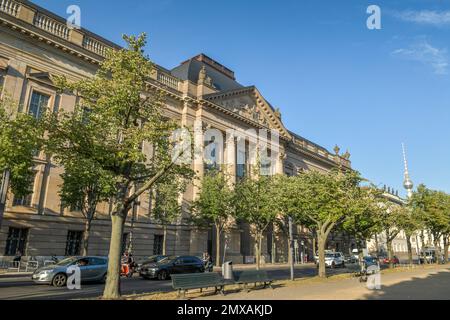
top-left (4, 227), bottom-right (29, 256)
top-left (65, 230), bottom-right (83, 256)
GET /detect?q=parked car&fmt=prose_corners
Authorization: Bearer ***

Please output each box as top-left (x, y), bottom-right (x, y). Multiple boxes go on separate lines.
top-left (139, 255), bottom-right (205, 280)
top-left (382, 256), bottom-right (400, 265)
top-left (316, 252), bottom-right (345, 268)
top-left (138, 255), bottom-right (168, 270)
top-left (32, 256), bottom-right (108, 287)
top-left (314, 250), bottom-right (334, 264)
top-left (344, 254), bottom-right (357, 264)
top-left (362, 256), bottom-right (379, 268)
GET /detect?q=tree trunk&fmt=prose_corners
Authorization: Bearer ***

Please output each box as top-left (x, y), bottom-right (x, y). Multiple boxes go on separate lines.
top-left (387, 237), bottom-right (394, 269)
top-left (162, 225), bottom-right (167, 256)
top-left (215, 224), bottom-right (221, 267)
top-left (103, 213), bottom-right (125, 299)
top-left (82, 219), bottom-right (92, 256)
top-left (258, 233), bottom-right (263, 270)
top-left (444, 236), bottom-right (449, 265)
top-left (434, 238), bottom-right (440, 265)
top-left (254, 232), bottom-right (263, 271)
top-left (406, 234), bottom-right (413, 265)
top-left (420, 230), bottom-right (427, 264)
top-left (374, 234), bottom-right (379, 256)
top-left (271, 230), bottom-right (276, 264)
top-left (312, 234), bottom-right (316, 259)
top-left (317, 233), bottom-right (326, 278)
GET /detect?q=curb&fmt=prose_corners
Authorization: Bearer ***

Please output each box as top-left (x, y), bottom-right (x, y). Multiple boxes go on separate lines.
top-left (0, 272), bottom-right (33, 279)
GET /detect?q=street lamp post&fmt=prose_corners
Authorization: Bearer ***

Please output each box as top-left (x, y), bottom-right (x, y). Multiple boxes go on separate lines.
top-left (288, 216), bottom-right (294, 281)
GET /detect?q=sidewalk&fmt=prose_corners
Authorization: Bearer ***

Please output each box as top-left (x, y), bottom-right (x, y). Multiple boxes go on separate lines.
top-left (0, 271), bottom-right (33, 278)
top-left (196, 265), bottom-right (450, 300)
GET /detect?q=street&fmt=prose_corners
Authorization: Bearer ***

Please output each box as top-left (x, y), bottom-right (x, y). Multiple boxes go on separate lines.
top-left (0, 263), bottom-right (357, 300)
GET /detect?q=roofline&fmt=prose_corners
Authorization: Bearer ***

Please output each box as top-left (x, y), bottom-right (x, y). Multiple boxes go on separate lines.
top-left (179, 53), bottom-right (236, 80)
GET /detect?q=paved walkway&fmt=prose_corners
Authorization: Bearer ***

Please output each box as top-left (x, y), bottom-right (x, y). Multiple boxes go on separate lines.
top-left (196, 265), bottom-right (450, 300)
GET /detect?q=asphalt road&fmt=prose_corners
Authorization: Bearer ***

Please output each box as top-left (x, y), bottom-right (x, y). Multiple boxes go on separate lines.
top-left (0, 263), bottom-right (358, 300)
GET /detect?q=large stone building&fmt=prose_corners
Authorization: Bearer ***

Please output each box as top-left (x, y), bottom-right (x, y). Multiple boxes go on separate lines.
top-left (0, 0), bottom-right (352, 263)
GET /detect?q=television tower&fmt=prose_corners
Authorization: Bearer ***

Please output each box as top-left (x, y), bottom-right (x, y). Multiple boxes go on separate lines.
top-left (402, 143), bottom-right (414, 199)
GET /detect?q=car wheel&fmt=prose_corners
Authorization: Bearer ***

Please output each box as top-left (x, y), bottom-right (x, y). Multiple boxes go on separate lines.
top-left (331, 262), bottom-right (335, 269)
top-left (99, 273), bottom-right (107, 284)
top-left (158, 270), bottom-right (168, 281)
top-left (342, 262), bottom-right (346, 268)
top-left (52, 273), bottom-right (67, 287)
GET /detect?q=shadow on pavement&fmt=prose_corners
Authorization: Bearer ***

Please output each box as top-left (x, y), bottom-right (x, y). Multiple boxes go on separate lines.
top-left (362, 267), bottom-right (450, 300)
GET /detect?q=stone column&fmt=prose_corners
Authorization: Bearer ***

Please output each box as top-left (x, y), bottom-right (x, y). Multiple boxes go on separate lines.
top-left (192, 106), bottom-right (204, 199)
top-left (225, 131), bottom-right (236, 185)
top-left (275, 149), bottom-right (285, 175)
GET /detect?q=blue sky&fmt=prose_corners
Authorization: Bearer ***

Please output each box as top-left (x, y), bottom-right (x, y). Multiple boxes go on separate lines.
top-left (32, 0), bottom-right (450, 196)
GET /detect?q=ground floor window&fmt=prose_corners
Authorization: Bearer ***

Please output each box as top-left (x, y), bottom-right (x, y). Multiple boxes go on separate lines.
top-left (4, 227), bottom-right (28, 256)
top-left (153, 234), bottom-right (164, 255)
top-left (65, 230), bottom-right (83, 256)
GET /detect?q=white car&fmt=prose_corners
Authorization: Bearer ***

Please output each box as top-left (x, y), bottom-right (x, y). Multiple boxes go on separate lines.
top-left (323, 252), bottom-right (345, 268)
top-left (314, 251), bottom-right (346, 268)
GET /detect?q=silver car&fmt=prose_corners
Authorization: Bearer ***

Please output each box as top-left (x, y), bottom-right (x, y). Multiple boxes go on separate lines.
top-left (32, 256), bottom-right (108, 287)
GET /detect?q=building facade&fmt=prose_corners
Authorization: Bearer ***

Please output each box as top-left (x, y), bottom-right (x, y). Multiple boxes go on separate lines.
top-left (0, 0), bottom-right (352, 263)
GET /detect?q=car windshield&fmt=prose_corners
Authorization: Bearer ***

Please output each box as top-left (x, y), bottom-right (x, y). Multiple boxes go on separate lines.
top-left (159, 256), bottom-right (177, 263)
top-left (55, 257), bottom-right (78, 266)
top-left (325, 254), bottom-right (334, 258)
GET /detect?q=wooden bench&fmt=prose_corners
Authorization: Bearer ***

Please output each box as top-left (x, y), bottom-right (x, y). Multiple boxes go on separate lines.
top-left (234, 270), bottom-right (274, 292)
top-left (171, 272), bottom-right (228, 299)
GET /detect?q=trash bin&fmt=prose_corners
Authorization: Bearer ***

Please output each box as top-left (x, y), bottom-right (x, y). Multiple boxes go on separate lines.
top-left (222, 261), bottom-right (233, 280)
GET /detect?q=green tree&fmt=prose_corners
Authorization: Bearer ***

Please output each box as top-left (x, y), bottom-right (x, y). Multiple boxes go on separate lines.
top-left (46, 34), bottom-right (191, 299)
top-left (152, 172), bottom-right (192, 255)
top-left (234, 166), bottom-right (278, 270)
top-left (0, 93), bottom-right (45, 228)
top-left (270, 174), bottom-right (303, 266)
top-left (400, 201), bottom-right (422, 265)
top-left (290, 169), bottom-right (366, 278)
top-left (59, 158), bottom-right (116, 256)
top-left (377, 200), bottom-right (409, 268)
top-left (341, 186), bottom-right (383, 255)
top-left (411, 185), bottom-right (450, 264)
top-left (192, 169), bottom-right (234, 267)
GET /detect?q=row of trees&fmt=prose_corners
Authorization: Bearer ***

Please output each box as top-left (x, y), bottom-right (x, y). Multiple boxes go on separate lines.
top-left (192, 166), bottom-right (383, 278)
top-left (409, 185), bottom-right (450, 264)
top-left (193, 165), bottom-right (450, 276)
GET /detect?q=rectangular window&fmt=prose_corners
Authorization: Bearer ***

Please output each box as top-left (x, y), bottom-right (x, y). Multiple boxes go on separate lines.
top-left (28, 91), bottom-right (50, 119)
top-left (65, 230), bottom-right (83, 256)
top-left (12, 173), bottom-right (35, 207)
top-left (236, 148), bottom-right (246, 179)
top-left (4, 227), bottom-right (28, 256)
top-left (153, 234), bottom-right (164, 255)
